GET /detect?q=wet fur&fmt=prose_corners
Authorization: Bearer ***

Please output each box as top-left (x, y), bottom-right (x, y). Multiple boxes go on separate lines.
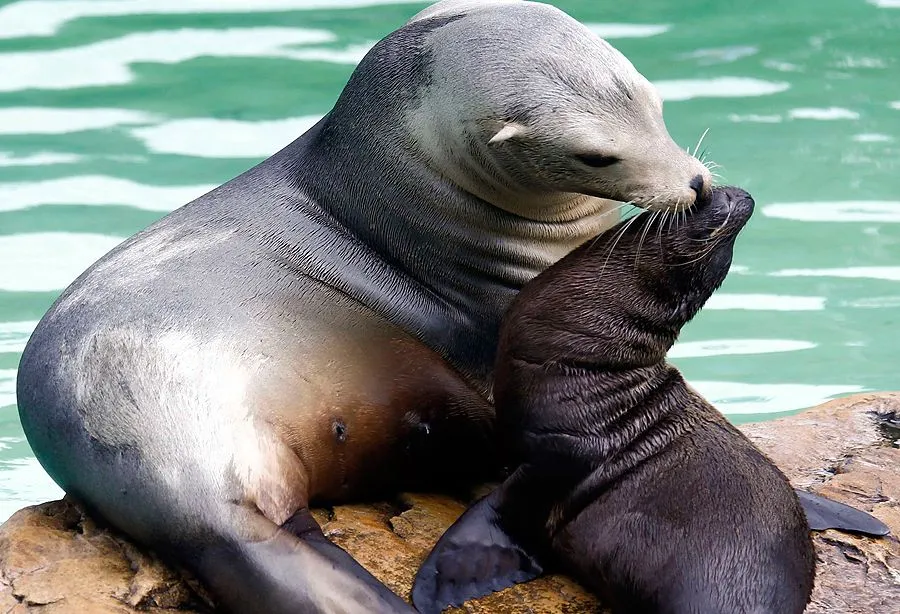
top-left (413, 187), bottom-right (817, 614)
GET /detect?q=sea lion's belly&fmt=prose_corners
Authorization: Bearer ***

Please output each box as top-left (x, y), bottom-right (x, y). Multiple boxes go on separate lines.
top-left (252, 310), bottom-right (495, 503)
top-left (23, 223), bottom-right (495, 509)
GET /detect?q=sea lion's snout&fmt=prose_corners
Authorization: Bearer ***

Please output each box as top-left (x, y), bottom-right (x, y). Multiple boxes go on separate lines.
top-left (633, 150), bottom-right (713, 213)
top-left (689, 174), bottom-right (707, 201)
top-left (695, 186), bottom-right (755, 237)
top-left (626, 185), bottom-right (756, 329)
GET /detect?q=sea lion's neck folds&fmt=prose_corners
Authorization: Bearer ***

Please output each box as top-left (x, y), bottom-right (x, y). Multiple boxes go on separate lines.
top-left (505, 359), bottom-right (705, 532)
top-left (508, 360), bottom-right (699, 483)
top-left (292, 117), bottom-right (617, 387)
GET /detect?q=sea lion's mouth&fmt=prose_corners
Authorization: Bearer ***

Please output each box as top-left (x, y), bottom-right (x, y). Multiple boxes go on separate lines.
top-left (687, 186), bottom-right (755, 239)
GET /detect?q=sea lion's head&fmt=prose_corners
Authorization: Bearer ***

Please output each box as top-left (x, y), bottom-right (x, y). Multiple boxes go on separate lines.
top-left (499, 186), bottom-right (754, 369)
top-left (631, 185), bottom-right (755, 327)
top-left (406, 0), bottom-right (713, 221)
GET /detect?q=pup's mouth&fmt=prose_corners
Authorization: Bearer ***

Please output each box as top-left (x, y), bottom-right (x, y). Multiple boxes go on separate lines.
top-left (689, 186), bottom-right (755, 237)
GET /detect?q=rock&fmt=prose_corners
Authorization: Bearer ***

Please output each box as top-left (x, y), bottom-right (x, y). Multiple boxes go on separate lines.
top-left (1, 392), bottom-right (898, 613)
top-left (0, 499), bottom-right (210, 613)
top-left (741, 393), bottom-right (900, 614)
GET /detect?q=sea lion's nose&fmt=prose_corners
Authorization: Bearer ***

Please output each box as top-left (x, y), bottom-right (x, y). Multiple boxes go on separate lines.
top-left (689, 174), bottom-right (706, 199)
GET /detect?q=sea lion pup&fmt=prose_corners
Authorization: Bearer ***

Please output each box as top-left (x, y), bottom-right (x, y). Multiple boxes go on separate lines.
top-left (16, 1), bottom-right (716, 613)
top-left (412, 187), bottom-right (818, 614)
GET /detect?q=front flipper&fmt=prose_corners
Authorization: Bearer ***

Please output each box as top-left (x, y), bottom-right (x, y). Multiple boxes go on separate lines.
top-left (279, 508), bottom-right (417, 612)
top-left (796, 489), bottom-right (890, 536)
top-left (412, 469), bottom-right (545, 614)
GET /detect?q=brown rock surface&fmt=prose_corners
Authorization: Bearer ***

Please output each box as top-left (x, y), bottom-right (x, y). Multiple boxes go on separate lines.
top-left (1, 393), bottom-right (898, 613)
top-left (741, 393), bottom-right (900, 614)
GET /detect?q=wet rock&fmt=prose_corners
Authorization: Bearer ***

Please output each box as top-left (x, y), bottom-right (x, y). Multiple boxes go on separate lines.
top-left (1, 392), bottom-right (898, 613)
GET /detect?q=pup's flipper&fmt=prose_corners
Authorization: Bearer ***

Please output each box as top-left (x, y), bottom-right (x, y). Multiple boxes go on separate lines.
top-left (796, 489), bottom-right (890, 536)
top-left (411, 469), bottom-right (545, 614)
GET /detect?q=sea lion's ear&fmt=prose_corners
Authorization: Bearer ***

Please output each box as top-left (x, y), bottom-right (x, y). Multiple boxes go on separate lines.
top-left (488, 121), bottom-right (528, 144)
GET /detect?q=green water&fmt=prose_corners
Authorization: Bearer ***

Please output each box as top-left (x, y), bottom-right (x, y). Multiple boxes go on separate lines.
top-left (0, 0), bottom-right (898, 519)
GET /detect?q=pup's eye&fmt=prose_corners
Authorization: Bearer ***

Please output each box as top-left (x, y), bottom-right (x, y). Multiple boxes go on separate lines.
top-left (576, 154), bottom-right (621, 168)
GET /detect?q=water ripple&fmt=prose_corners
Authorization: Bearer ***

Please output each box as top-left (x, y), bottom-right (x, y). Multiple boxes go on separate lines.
top-left (763, 201), bottom-right (900, 222)
top-left (0, 369), bottom-right (15, 408)
top-left (0, 28), bottom-right (339, 92)
top-left (845, 296), bottom-right (900, 308)
top-left (132, 116), bottom-right (323, 158)
top-left (705, 293), bottom-right (826, 311)
top-left (771, 267), bottom-right (900, 282)
top-left (0, 0), bottom-right (430, 39)
top-left (0, 457), bottom-right (65, 524)
top-left (690, 381), bottom-right (865, 415)
top-left (669, 339), bottom-right (816, 359)
top-left (729, 107), bottom-right (862, 123)
top-left (586, 23), bottom-right (671, 38)
top-left (0, 322), bottom-right (37, 354)
top-left (788, 107), bottom-right (860, 120)
top-left (0, 107), bottom-right (157, 135)
top-left (854, 133), bottom-right (893, 142)
top-left (728, 113), bottom-right (783, 123)
top-left (677, 46), bottom-right (758, 65)
top-left (0, 233), bottom-right (125, 293)
top-left (653, 77), bottom-right (790, 101)
top-left (0, 176), bottom-right (215, 213)
top-left (0, 152), bottom-right (83, 166)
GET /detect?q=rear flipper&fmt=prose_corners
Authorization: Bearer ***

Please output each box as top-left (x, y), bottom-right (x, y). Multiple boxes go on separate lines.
top-left (411, 469), bottom-right (545, 614)
top-left (795, 489), bottom-right (890, 536)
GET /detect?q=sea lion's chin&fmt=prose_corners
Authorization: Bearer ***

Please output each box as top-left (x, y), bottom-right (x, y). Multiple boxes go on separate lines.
top-left (636, 188), bottom-right (755, 326)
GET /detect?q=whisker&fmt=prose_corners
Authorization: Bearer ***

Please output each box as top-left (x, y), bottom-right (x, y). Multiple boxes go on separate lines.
top-left (678, 214), bottom-right (735, 263)
top-left (692, 128), bottom-right (711, 158)
top-left (598, 215), bottom-right (638, 257)
top-left (678, 237), bottom-right (726, 266)
top-left (585, 202), bottom-right (634, 252)
top-left (635, 210), bottom-right (658, 266)
top-left (600, 211), bottom-right (644, 276)
top-left (635, 194), bottom-right (667, 239)
top-left (656, 209), bottom-right (669, 245)
top-left (598, 202), bottom-right (633, 218)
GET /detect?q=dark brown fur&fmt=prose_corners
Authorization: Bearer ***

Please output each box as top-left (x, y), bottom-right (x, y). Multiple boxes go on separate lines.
top-left (413, 186), bottom-right (816, 614)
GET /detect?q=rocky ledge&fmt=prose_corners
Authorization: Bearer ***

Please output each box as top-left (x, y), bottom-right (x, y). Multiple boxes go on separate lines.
top-left (1, 392), bottom-right (898, 613)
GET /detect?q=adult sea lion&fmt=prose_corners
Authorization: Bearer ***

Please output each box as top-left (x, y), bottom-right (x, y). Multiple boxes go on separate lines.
top-left (14, 0), bottom-right (879, 612)
top-left (15, 1), bottom-right (714, 612)
top-left (412, 186), bottom-right (885, 613)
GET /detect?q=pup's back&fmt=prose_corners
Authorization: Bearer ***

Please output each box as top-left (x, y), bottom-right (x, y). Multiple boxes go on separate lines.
top-left (552, 398), bottom-right (815, 614)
